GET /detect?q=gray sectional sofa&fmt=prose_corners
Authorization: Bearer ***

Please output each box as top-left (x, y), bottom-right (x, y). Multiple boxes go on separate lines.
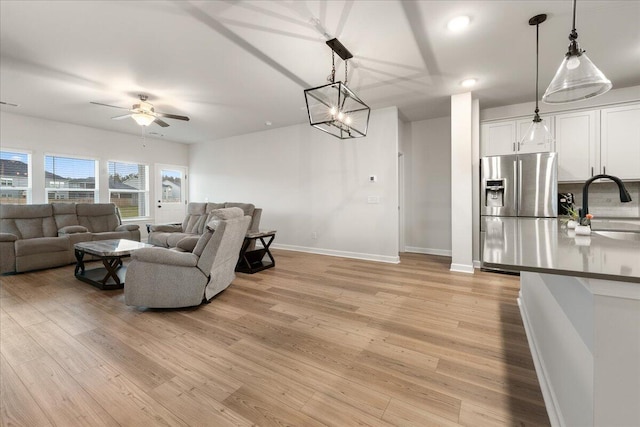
top-left (0, 203), bottom-right (140, 274)
top-left (148, 202), bottom-right (261, 249)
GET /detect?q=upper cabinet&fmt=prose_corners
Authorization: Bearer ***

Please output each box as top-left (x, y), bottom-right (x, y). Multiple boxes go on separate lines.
top-left (555, 110), bottom-right (600, 182)
top-left (482, 102), bottom-right (640, 182)
top-left (481, 116), bottom-right (554, 157)
top-left (600, 104), bottom-right (640, 180)
top-left (554, 103), bottom-right (639, 181)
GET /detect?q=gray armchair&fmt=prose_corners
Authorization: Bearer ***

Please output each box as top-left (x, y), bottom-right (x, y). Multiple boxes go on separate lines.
top-left (124, 208), bottom-right (250, 308)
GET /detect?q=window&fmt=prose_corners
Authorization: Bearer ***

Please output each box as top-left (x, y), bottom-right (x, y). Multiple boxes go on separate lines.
top-left (108, 161), bottom-right (149, 219)
top-left (0, 149), bottom-right (31, 204)
top-left (45, 155), bottom-right (97, 203)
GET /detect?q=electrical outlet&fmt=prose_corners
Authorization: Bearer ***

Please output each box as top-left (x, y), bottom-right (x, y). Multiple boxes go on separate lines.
top-left (311, 232), bottom-right (318, 239)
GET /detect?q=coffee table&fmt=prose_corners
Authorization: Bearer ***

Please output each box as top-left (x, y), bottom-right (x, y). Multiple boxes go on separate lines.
top-left (74, 239), bottom-right (153, 290)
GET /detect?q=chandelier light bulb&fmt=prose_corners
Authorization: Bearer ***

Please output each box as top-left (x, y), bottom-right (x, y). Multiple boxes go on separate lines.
top-left (566, 56), bottom-right (580, 70)
top-left (337, 111), bottom-right (345, 121)
top-left (345, 116), bottom-right (352, 125)
top-left (330, 106), bottom-right (337, 116)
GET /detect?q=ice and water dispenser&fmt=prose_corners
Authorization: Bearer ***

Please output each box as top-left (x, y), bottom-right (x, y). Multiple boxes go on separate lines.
top-left (485, 179), bottom-right (505, 208)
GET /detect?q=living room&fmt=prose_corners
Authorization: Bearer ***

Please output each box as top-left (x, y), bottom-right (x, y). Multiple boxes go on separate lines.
top-left (2, 1), bottom-right (640, 426)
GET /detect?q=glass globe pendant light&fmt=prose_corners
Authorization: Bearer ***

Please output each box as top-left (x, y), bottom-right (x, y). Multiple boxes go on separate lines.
top-left (542, 0), bottom-right (612, 104)
top-left (521, 14), bottom-right (554, 148)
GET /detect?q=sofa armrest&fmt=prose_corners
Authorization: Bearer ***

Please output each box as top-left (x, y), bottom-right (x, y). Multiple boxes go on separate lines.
top-left (149, 223), bottom-right (183, 233)
top-left (132, 247), bottom-right (198, 267)
top-left (0, 232), bottom-right (18, 242)
top-left (115, 224), bottom-right (140, 232)
top-left (58, 225), bottom-right (89, 235)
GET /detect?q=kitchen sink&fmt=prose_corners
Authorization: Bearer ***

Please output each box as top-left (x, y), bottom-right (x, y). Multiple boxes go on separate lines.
top-left (593, 230), bottom-right (640, 242)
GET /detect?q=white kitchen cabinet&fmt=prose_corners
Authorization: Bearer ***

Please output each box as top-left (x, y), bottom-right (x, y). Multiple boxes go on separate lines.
top-left (481, 116), bottom-right (554, 157)
top-left (554, 110), bottom-right (599, 181)
top-left (600, 104), bottom-right (640, 180)
top-left (554, 103), bottom-right (640, 182)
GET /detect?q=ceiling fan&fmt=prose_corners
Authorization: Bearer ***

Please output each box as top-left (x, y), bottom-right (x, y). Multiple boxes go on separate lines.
top-left (90, 94), bottom-right (190, 127)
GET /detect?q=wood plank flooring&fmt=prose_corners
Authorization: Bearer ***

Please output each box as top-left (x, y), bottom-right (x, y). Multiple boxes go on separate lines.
top-left (0, 251), bottom-right (550, 426)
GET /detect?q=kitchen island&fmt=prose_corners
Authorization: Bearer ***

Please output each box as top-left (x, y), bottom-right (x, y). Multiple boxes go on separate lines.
top-left (483, 217), bottom-right (639, 427)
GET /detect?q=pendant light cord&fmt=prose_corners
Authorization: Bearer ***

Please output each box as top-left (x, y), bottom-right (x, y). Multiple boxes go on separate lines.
top-left (535, 21), bottom-right (539, 116)
top-left (569, 0), bottom-right (578, 43)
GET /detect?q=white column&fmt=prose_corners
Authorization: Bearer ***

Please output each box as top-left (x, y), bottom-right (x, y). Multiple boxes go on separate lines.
top-left (450, 92), bottom-right (474, 273)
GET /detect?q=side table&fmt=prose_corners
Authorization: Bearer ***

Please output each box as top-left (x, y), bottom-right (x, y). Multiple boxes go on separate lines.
top-left (236, 230), bottom-right (276, 274)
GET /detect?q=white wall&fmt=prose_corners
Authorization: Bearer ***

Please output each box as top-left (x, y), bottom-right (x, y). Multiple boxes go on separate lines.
top-left (189, 106), bottom-right (400, 263)
top-left (402, 116), bottom-right (452, 256)
top-left (0, 112), bottom-right (189, 238)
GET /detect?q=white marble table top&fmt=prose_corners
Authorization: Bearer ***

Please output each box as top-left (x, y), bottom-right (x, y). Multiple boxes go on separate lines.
top-left (74, 239), bottom-right (153, 257)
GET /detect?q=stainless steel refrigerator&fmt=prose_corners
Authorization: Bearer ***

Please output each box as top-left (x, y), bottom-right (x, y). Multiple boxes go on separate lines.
top-left (480, 152), bottom-right (558, 270)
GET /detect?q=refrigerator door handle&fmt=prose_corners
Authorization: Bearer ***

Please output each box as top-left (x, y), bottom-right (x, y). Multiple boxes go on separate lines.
top-left (515, 159), bottom-right (520, 213)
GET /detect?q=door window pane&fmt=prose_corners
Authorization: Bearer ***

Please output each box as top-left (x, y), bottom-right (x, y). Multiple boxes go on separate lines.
top-left (109, 161), bottom-right (148, 218)
top-left (0, 150), bottom-right (31, 204)
top-left (161, 169), bottom-right (182, 203)
top-left (45, 155), bottom-right (97, 203)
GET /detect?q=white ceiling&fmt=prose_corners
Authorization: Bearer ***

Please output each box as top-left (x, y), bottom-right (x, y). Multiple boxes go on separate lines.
top-left (1, 1), bottom-right (639, 144)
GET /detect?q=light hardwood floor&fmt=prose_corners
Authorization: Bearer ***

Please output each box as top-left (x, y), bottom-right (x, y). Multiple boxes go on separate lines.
top-left (0, 251), bottom-right (549, 426)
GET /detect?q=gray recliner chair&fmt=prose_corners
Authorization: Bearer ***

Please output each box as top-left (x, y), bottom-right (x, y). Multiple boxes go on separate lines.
top-left (124, 208), bottom-right (250, 308)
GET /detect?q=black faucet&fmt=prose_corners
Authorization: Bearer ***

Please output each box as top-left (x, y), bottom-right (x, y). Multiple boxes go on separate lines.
top-left (580, 174), bottom-right (633, 224)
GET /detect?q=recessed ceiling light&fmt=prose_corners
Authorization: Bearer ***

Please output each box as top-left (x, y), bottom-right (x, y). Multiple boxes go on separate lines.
top-left (461, 78), bottom-right (477, 88)
top-left (448, 16), bottom-right (470, 32)
top-left (265, 121), bottom-right (272, 126)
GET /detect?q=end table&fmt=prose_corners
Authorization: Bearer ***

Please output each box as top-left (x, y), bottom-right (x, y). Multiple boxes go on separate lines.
top-left (236, 230), bottom-right (276, 274)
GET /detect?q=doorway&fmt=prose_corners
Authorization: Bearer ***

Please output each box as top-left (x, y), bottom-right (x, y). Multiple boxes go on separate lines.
top-left (155, 164), bottom-right (187, 224)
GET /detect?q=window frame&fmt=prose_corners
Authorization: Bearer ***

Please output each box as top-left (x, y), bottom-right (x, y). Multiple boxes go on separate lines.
top-left (108, 160), bottom-right (150, 220)
top-left (44, 153), bottom-right (99, 204)
top-left (0, 148), bottom-right (32, 204)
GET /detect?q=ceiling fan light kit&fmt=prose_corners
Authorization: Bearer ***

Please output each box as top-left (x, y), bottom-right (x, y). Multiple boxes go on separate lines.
top-left (542, 0), bottom-right (612, 104)
top-left (520, 14), bottom-right (554, 148)
top-left (304, 38), bottom-right (370, 140)
top-left (90, 94), bottom-right (189, 128)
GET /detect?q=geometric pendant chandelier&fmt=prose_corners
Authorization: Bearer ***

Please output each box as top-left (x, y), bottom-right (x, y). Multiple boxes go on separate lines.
top-left (542, 0), bottom-right (612, 103)
top-left (304, 38), bottom-right (370, 139)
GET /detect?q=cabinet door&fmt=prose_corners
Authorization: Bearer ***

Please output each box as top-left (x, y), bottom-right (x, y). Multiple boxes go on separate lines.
top-left (516, 115), bottom-right (555, 154)
top-left (481, 121), bottom-right (516, 157)
top-left (600, 104), bottom-right (640, 180)
top-left (555, 110), bottom-right (599, 182)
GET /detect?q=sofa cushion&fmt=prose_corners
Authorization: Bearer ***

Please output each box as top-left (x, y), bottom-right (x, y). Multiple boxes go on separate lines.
top-left (205, 202), bottom-right (226, 212)
top-left (193, 230), bottom-right (213, 257)
top-left (52, 203), bottom-right (79, 228)
top-left (176, 235), bottom-right (200, 252)
top-left (225, 202), bottom-right (255, 217)
top-left (77, 203), bottom-right (120, 233)
top-left (15, 236), bottom-right (70, 256)
top-left (58, 225), bottom-right (89, 235)
top-left (0, 204), bottom-right (57, 239)
top-left (182, 202), bottom-right (208, 234)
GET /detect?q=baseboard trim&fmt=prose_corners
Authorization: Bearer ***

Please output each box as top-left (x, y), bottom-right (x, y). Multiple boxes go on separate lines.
top-left (518, 293), bottom-right (563, 427)
top-left (472, 260), bottom-right (482, 269)
top-left (272, 244), bottom-right (400, 264)
top-left (449, 263), bottom-right (475, 274)
top-left (404, 246), bottom-right (452, 257)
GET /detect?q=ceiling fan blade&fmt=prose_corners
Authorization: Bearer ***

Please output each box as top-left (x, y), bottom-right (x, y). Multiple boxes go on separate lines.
top-left (154, 118), bottom-right (170, 127)
top-left (156, 112), bottom-right (190, 121)
top-left (111, 113), bottom-right (133, 120)
top-left (90, 101), bottom-right (130, 110)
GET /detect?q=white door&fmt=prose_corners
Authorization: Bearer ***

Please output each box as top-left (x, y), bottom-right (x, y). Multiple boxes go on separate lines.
top-left (155, 164), bottom-right (187, 224)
